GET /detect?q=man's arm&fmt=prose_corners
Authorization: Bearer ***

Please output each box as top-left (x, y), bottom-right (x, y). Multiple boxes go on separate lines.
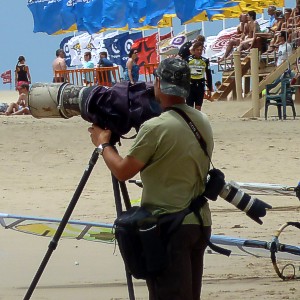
top-left (102, 148), bottom-right (145, 181)
top-left (88, 124), bottom-right (145, 181)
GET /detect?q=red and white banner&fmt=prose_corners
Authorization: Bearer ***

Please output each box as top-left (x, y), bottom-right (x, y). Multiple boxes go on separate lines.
top-left (1, 70), bottom-right (12, 84)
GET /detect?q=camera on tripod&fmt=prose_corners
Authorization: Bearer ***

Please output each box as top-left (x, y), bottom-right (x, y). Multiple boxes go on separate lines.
top-left (28, 81), bottom-right (162, 144)
top-left (29, 82), bottom-right (271, 224)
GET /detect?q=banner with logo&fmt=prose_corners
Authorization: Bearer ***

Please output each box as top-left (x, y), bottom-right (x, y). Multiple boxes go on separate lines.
top-left (59, 36), bottom-right (73, 67)
top-left (104, 32), bottom-right (143, 69)
top-left (1, 70), bottom-right (12, 84)
top-left (61, 31), bottom-right (142, 68)
top-left (159, 30), bottom-right (201, 56)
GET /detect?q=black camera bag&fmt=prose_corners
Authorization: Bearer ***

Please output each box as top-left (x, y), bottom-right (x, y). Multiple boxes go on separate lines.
top-left (114, 206), bottom-right (169, 279)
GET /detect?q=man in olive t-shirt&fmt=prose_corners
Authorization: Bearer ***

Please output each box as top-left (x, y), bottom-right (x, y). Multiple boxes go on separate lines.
top-left (88, 58), bottom-right (214, 300)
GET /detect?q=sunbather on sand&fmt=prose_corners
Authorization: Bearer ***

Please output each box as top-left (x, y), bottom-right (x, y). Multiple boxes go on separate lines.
top-left (1, 83), bottom-right (30, 116)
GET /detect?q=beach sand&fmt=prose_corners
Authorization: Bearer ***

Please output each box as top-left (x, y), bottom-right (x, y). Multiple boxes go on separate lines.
top-left (0, 89), bottom-right (300, 299)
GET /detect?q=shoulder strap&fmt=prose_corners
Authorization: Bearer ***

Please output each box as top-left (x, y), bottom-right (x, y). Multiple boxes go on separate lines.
top-left (166, 106), bottom-right (231, 257)
top-left (166, 106), bottom-right (214, 168)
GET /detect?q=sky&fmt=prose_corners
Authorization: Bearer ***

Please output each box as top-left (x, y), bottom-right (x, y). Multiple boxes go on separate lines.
top-left (0, 1), bottom-right (293, 90)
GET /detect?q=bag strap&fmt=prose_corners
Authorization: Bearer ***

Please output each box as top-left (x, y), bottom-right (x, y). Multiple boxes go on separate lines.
top-left (166, 106), bottom-right (231, 257)
top-left (166, 106), bottom-right (214, 168)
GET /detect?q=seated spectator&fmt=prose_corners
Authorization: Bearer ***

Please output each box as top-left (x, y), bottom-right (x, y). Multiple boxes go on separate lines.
top-left (265, 11), bottom-right (285, 52)
top-left (218, 13), bottom-right (249, 61)
top-left (238, 11), bottom-right (261, 52)
top-left (276, 31), bottom-right (293, 67)
top-left (280, 8), bottom-right (294, 43)
top-left (2, 83), bottom-right (30, 116)
top-left (267, 6), bottom-right (277, 28)
top-left (256, 10), bottom-right (284, 42)
top-left (289, 6), bottom-right (300, 45)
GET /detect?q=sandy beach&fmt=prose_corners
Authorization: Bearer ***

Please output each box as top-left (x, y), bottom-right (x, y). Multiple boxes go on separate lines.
top-left (0, 89), bottom-right (300, 299)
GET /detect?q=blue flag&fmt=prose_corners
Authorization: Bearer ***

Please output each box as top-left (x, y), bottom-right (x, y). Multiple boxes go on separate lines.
top-left (27, 0), bottom-right (63, 34)
top-left (104, 32), bottom-right (142, 69)
top-left (174, 0), bottom-right (240, 23)
top-left (144, 0), bottom-right (175, 27)
top-left (73, 0), bottom-right (104, 34)
top-left (60, 0), bottom-right (76, 31)
top-left (102, 0), bottom-right (130, 29)
top-left (127, 0), bottom-right (147, 29)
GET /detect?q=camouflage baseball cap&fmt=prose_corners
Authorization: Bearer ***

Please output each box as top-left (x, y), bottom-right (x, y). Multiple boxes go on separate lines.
top-left (154, 58), bottom-right (190, 98)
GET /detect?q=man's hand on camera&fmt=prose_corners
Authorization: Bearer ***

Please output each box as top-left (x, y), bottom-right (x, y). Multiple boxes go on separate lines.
top-left (88, 124), bottom-right (112, 147)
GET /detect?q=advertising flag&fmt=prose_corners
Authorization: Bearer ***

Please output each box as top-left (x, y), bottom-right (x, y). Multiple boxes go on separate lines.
top-left (1, 70), bottom-right (12, 84)
top-left (59, 36), bottom-right (73, 67)
top-left (159, 29), bottom-right (200, 56)
top-left (27, 0), bottom-right (63, 34)
top-left (133, 32), bottom-right (172, 74)
top-left (104, 32), bottom-right (143, 69)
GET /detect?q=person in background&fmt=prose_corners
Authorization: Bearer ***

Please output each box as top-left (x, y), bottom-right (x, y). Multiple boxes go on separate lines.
top-left (15, 56), bottom-right (31, 92)
top-left (52, 49), bottom-right (67, 83)
top-left (268, 6), bottom-right (277, 28)
top-left (88, 57), bottom-right (213, 300)
top-left (82, 51), bottom-right (95, 85)
top-left (124, 49), bottom-right (139, 84)
top-left (96, 51), bottom-right (115, 84)
top-left (215, 81), bottom-right (221, 90)
top-left (96, 51), bottom-right (113, 68)
top-left (218, 14), bottom-right (249, 61)
top-left (178, 35), bottom-right (206, 60)
top-left (186, 42), bottom-right (213, 111)
top-left (238, 11), bottom-right (261, 51)
top-left (263, 10), bottom-right (285, 52)
top-left (3, 83), bottom-right (30, 116)
top-left (276, 31), bottom-right (292, 67)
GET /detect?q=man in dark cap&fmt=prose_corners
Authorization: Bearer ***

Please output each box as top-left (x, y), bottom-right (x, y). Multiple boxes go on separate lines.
top-left (88, 57), bottom-right (213, 300)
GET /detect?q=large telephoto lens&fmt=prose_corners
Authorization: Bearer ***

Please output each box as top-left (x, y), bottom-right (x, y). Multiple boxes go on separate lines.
top-left (28, 82), bottom-right (88, 119)
top-left (28, 82), bottom-right (161, 141)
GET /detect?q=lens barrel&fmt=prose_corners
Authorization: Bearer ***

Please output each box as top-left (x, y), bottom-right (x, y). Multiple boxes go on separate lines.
top-left (28, 83), bottom-right (86, 119)
top-left (219, 181), bottom-right (272, 224)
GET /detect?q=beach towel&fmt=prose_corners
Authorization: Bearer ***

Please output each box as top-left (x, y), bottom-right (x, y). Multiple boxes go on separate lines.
top-left (0, 103), bottom-right (8, 113)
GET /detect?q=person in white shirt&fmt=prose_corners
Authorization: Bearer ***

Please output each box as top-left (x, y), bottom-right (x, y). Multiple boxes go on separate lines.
top-left (277, 31), bottom-right (292, 66)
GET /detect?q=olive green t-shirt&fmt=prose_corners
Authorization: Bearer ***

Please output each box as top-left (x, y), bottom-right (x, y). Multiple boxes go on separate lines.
top-left (128, 104), bottom-right (213, 226)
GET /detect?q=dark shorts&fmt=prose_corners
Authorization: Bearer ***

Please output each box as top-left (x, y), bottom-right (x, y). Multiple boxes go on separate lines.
top-left (146, 225), bottom-right (211, 300)
top-left (186, 80), bottom-right (205, 108)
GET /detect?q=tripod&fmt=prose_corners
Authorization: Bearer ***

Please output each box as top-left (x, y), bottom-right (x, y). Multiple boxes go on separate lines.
top-left (23, 148), bottom-right (136, 300)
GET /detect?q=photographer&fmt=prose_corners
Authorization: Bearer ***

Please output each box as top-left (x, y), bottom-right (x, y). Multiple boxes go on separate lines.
top-left (88, 58), bottom-right (213, 300)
